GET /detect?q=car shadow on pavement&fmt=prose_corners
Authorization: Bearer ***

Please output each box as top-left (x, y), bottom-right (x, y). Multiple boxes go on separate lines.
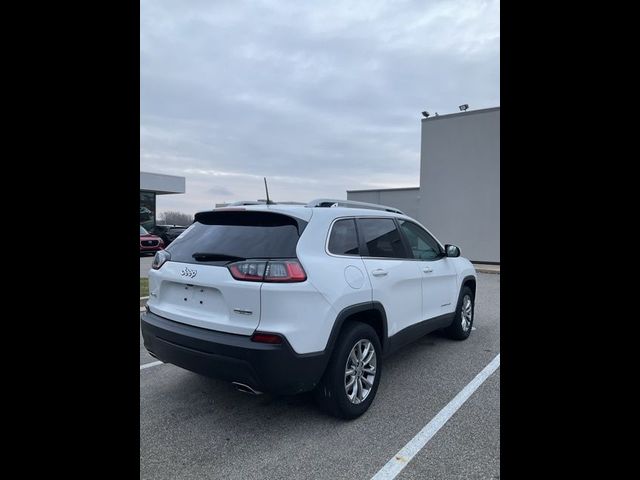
top-left (164, 370), bottom-right (341, 424)
top-left (154, 330), bottom-right (459, 424)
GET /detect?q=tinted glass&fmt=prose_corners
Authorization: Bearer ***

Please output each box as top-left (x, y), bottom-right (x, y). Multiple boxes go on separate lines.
top-left (167, 228), bottom-right (187, 240)
top-left (167, 211), bottom-right (302, 265)
top-left (398, 220), bottom-right (442, 260)
top-left (358, 218), bottom-right (407, 258)
top-left (140, 192), bottom-right (156, 230)
top-left (328, 219), bottom-right (359, 255)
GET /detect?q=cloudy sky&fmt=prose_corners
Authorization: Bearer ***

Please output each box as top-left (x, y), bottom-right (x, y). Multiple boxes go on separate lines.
top-left (141, 0), bottom-right (499, 215)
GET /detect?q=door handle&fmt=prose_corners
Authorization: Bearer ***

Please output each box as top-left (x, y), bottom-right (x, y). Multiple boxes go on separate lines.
top-left (423, 267), bottom-right (433, 273)
top-left (371, 269), bottom-right (388, 277)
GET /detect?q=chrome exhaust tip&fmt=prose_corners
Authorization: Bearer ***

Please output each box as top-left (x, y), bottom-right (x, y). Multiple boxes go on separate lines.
top-left (232, 381), bottom-right (263, 395)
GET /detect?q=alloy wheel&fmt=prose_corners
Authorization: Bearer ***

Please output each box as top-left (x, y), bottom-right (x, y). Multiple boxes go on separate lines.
top-left (344, 339), bottom-right (377, 404)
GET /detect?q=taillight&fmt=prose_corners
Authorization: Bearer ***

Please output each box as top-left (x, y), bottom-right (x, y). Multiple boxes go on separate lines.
top-left (228, 261), bottom-right (266, 281)
top-left (265, 260), bottom-right (307, 282)
top-left (227, 260), bottom-right (307, 282)
top-left (152, 250), bottom-right (171, 270)
top-left (251, 332), bottom-right (284, 344)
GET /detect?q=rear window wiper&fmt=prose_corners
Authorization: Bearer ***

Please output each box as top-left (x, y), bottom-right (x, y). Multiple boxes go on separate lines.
top-left (192, 252), bottom-right (245, 262)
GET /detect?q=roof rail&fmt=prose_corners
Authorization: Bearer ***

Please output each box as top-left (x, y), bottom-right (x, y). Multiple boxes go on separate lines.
top-left (219, 200), bottom-right (308, 207)
top-left (225, 200), bottom-right (266, 206)
top-left (306, 198), bottom-right (405, 215)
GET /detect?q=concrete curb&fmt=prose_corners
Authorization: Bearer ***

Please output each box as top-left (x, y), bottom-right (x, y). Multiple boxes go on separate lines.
top-left (473, 264), bottom-right (500, 274)
top-left (476, 268), bottom-right (500, 274)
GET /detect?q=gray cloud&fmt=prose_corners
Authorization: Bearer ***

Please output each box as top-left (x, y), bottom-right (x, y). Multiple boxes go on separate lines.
top-left (207, 185), bottom-right (236, 197)
top-left (141, 0), bottom-right (499, 214)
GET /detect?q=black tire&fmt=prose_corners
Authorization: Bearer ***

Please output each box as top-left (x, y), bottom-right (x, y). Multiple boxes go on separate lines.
top-left (443, 285), bottom-right (475, 340)
top-left (314, 322), bottom-right (382, 419)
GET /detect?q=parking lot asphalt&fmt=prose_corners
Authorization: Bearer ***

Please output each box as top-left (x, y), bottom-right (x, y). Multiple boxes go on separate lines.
top-left (140, 273), bottom-right (500, 480)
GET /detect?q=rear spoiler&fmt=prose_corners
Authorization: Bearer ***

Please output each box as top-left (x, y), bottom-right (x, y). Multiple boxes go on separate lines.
top-left (194, 210), bottom-right (309, 235)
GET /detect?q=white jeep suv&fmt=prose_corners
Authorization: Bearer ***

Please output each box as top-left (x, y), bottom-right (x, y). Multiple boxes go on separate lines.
top-left (141, 199), bottom-right (477, 419)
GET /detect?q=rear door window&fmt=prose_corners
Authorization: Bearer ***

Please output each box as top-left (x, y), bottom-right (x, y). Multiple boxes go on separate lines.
top-left (357, 218), bottom-right (408, 259)
top-left (167, 211), bottom-right (305, 265)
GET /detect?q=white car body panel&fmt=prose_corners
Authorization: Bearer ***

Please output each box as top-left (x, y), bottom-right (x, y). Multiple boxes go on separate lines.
top-left (147, 261), bottom-right (261, 336)
top-left (417, 257), bottom-right (459, 319)
top-left (260, 210), bottom-right (374, 354)
top-left (360, 257), bottom-right (423, 337)
top-left (147, 204), bottom-right (477, 354)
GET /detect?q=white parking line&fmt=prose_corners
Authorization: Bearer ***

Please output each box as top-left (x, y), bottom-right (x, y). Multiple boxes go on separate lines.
top-left (140, 361), bottom-right (163, 370)
top-left (370, 353), bottom-right (500, 480)
top-left (140, 307), bottom-right (146, 312)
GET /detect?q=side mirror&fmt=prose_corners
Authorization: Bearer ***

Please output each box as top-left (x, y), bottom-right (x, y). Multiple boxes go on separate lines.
top-left (445, 244), bottom-right (460, 258)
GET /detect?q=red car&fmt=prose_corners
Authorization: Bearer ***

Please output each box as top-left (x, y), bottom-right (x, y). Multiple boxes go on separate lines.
top-left (140, 226), bottom-right (164, 255)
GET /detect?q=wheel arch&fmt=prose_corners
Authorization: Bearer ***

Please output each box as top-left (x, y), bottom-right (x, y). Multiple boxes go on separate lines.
top-left (324, 302), bottom-right (388, 359)
top-left (461, 275), bottom-right (476, 297)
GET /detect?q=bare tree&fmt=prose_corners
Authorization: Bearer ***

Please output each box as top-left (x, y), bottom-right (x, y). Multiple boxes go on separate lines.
top-left (158, 211), bottom-right (193, 226)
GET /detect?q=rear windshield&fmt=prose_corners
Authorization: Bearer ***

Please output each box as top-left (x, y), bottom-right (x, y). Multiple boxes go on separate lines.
top-left (166, 211), bottom-right (305, 265)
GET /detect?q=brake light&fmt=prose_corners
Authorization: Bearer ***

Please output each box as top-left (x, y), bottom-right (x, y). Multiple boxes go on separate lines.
top-left (227, 260), bottom-right (307, 282)
top-left (251, 332), bottom-right (283, 344)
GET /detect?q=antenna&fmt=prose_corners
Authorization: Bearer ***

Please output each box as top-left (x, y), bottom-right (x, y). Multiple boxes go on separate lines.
top-left (263, 177), bottom-right (274, 205)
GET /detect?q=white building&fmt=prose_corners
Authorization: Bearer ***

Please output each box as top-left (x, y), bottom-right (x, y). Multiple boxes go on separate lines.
top-left (348, 107), bottom-right (500, 263)
top-left (140, 171), bottom-right (186, 230)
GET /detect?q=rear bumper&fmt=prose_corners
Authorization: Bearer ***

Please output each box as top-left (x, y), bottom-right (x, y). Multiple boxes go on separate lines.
top-left (140, 310), bottom-right (327, 395)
